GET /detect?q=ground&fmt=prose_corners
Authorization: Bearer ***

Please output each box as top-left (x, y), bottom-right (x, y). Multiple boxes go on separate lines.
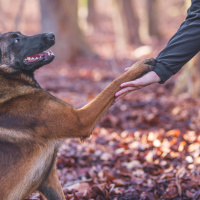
top-left (1, 0), bottom-right (199, 199)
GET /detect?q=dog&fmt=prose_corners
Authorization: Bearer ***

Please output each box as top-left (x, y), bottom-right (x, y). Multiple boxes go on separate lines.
top-left (0, 31), bottom-right (154, 200)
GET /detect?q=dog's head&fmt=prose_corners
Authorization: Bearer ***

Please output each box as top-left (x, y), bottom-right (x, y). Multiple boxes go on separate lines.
top-left (0, 32), bottom-right (55, 73)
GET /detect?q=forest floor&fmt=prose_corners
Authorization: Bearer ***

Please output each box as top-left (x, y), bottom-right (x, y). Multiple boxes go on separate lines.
top-left (8, 0), bottom-right (198, 199)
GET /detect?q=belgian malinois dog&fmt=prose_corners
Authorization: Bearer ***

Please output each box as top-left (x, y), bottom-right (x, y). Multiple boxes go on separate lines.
top-left (0, 31), bottom-right (154, 199)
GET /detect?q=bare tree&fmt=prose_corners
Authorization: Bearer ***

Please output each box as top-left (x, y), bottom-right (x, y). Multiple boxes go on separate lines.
top-left (112, 0), bottom-right (141, 48)
top-left (87, 0), bottom-right (98, 27)
top-left (146, 0), bottom-right (162, 39)
top-left (14, 0), bottom-right (26, 30)
top-left (40, 0), bottom-right (93, 61)
top-left (173, 54), bottom-right (200, 97)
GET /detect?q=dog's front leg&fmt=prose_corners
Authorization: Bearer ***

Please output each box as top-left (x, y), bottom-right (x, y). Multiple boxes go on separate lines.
top-left (75, 58), bottom-right (155, 138)
top-left (41, 58), bottom-right (154, 140)
top-left (38, 165), bottom-right (65, 200)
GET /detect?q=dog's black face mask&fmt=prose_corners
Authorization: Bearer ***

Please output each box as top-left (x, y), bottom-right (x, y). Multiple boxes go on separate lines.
top-left (0, 32), bottom-right (55, 73)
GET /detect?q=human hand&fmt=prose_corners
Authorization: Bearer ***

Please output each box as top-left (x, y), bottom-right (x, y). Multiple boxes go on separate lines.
top-left (115, 70), bottom-right (161, 102)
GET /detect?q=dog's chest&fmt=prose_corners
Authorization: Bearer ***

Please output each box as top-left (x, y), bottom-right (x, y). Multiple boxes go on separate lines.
top-left (2, 140), bottom-right (58, 200)
top-left (13, 141), bottom-right (58, 199)
top-left (28, 141), bottom-right (58, 184)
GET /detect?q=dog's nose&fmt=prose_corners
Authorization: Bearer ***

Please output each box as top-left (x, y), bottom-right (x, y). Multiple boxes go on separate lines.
top-left (46, 32), bottom-right (55, 41)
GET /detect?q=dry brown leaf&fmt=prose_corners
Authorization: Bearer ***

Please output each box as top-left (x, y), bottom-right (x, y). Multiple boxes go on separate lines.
top-left (160, 184), bottom-right (178, 199)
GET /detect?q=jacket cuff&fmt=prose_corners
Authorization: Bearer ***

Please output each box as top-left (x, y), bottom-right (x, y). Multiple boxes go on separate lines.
top-left (153, 61), bottom-right (174, 84)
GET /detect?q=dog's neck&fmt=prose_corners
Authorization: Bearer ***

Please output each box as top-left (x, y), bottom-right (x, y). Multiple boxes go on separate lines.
top-left (0, 71), bottom-right (40, 103)
top-left (0, 68), bottom-right (39, 84)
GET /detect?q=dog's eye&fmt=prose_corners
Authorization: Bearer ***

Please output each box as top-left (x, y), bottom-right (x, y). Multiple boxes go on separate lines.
top-left (15, 39), bottom-right (20, 43)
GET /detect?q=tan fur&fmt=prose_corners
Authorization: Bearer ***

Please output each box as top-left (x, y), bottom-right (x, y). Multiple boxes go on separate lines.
top-left (0, 58), bottom-right (154, 199)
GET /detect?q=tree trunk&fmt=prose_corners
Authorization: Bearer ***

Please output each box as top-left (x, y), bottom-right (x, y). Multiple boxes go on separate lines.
top-left (113, 0), bottom-right (141, 46)
top-left (173, 54), bottom-right (200, 97)
top-left (14, 0), bottom-right (26, 30)
top-left (87, 0), bottom-right (98, 27)
top-left (147, 0), bottom-right (162, 39)
top-left (40, 0), bottom-right (93, 62)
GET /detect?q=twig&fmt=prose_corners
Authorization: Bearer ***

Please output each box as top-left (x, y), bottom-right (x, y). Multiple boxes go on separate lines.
top-left (157, 178), bottom-right (177, 183)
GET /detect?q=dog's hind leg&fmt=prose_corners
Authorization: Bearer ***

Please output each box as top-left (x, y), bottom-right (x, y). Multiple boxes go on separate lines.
top-left (38, 166), bottom-right (65, 200)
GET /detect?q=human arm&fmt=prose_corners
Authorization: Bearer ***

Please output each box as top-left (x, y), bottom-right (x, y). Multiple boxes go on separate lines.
top-left (154, 0), bottom-right (200, 83)
top-left (115, 0), bottom-right (200, 100)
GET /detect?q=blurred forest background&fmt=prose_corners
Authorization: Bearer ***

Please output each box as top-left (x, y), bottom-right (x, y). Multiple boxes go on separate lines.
top-left (0, 0), bottom-right (200, 199)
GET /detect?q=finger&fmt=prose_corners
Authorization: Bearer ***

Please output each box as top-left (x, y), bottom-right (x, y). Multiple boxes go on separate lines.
top-left (115, 91), bottom-right (131, 102)
top-left (115, 88), bottom-right (131, 97)
top-left (120, 79), bottom-right (142, 87)
top-left (120, 81), bottom-right (135, 87)
top-left (114, 96), bottom-right (122, 102)
top-left (125, 67), bottom-right (130, 72)
top-left (114, 94), bottom-right (126, 102)
top-left (115, 95), bottom-right (123, 102)
top-left (115, 87), bottom-right (136, 97)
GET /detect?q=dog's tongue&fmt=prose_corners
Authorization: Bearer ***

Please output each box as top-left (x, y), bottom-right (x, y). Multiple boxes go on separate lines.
top-left (31, 50), bottom-right (54, 58)
top-left (31, 53), bottom-right (44, 58)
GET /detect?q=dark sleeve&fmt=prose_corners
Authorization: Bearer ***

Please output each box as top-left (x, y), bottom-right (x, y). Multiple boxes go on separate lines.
top-left (153, 0), bottom-right (200, 83)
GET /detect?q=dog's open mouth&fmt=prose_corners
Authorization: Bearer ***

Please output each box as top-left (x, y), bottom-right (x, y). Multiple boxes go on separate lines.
top-left (23, 50), bottom-right (54, 64)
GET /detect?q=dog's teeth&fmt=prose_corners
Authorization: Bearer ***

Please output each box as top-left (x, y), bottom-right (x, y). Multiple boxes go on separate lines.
top-left (27, 57), bottom-right (30, 60)
top-left (36, 57), bottom-right (38, 59)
